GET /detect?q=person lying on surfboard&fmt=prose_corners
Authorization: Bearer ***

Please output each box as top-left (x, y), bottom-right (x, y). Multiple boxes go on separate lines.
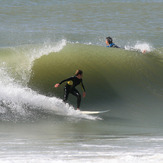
top-left (106, 36), bottom-right (146, 53)
top-left (55, 70), bottom-right (86, 110)
top-left (106, 36), bottom-right (120, 48)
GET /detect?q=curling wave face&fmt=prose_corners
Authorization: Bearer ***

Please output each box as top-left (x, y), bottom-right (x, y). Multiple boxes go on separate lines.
top-left (0, 41), bottom-right (163, 126)
top-left (28, 43), bottom-right (163, 126)
top-left (0, 41), bottom-right (100, 122)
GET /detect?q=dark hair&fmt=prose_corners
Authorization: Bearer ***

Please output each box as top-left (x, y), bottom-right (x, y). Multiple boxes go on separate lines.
top-left (106, 37), bottom-right (113, 44)
top-left (75, 70), bottom-right (83, 76)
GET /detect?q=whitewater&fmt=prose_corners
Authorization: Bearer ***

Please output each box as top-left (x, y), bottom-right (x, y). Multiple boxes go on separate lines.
top-left (0, 0), bottom-right (163, 162)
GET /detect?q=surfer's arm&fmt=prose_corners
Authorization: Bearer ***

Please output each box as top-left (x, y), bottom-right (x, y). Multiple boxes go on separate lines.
top-left (80, 81), bottom-right (86, 92)
top-left (81, 81), bottom-right (86, 97)
top-left (54, 77), bottom-right (73, 88)
top-left (59, 77), bottom-right (73, 85)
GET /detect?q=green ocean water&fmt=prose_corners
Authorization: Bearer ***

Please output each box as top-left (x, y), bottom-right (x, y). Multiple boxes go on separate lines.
top-left (0, 0), bottom-right (163, 162)
top-left (28, 43), bottom-right (163, 127)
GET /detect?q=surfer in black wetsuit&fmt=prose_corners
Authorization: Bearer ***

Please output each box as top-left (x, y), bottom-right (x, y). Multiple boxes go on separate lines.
top-left (55, 70), bottom-right (86, 110)
top-left (106, 36), bottom-right (120, 48)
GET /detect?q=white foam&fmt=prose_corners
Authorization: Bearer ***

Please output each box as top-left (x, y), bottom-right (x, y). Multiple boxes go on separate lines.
top-left (0, 72), bottom-right (97, 121)
top-left (125, 41), bottom-right (154, 53)
top-left (0, 39), bottom-right (67, 86)
top-left (28, 39), bottom-right (67, 61)
top-left (0, 153), bottom-right (162, 163)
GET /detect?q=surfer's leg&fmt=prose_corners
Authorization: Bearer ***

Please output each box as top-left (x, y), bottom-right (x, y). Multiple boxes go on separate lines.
top-left (63, 86), bottom-right (69, 102)
top-left (71, 89), bottom-right (81, 109)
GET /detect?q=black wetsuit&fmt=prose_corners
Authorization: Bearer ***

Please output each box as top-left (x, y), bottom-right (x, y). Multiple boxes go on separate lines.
top-left (59, 76), bottom-right (86, 108)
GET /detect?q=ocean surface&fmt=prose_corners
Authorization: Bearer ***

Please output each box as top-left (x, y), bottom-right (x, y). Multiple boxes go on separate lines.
top-left (0, 0), bottom-right (163, 162)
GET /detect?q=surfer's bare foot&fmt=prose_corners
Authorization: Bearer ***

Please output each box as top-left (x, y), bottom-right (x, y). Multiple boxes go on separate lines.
top-left (77, 108), bottom-right (80, 110)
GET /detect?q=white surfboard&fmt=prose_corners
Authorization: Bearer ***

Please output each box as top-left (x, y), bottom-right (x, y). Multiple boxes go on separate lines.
top-left (81, 110), bottom-right (110, 115)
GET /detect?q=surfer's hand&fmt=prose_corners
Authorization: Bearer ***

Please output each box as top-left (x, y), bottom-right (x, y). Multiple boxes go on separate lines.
top-left (83, 92), bottom-right (86, 98)
top-left (55, 83), bottom-right (60, 88)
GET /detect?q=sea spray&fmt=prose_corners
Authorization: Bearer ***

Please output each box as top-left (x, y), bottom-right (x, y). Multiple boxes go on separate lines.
top-left (124, 42), bottom-right (154, 53)
top-left (0, 76), bottom-right (98, 122)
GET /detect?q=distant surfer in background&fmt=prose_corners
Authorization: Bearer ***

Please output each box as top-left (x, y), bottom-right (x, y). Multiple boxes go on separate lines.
top-left (55, 70), bottom-right (86, 110)
top-left (106, 36), bottom-right (120, 48)
top-left (106, 36), bottom-right (147, 53)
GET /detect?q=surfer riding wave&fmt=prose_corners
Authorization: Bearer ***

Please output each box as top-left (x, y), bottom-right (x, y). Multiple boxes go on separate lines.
top-left (55, 70), bottom-right (86, 110)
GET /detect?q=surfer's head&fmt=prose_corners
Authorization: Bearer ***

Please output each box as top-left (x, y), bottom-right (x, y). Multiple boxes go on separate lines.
top-left (106, 37), bottom-right (113, 45)
top-left (75, 70), bottom-right (83, 79)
